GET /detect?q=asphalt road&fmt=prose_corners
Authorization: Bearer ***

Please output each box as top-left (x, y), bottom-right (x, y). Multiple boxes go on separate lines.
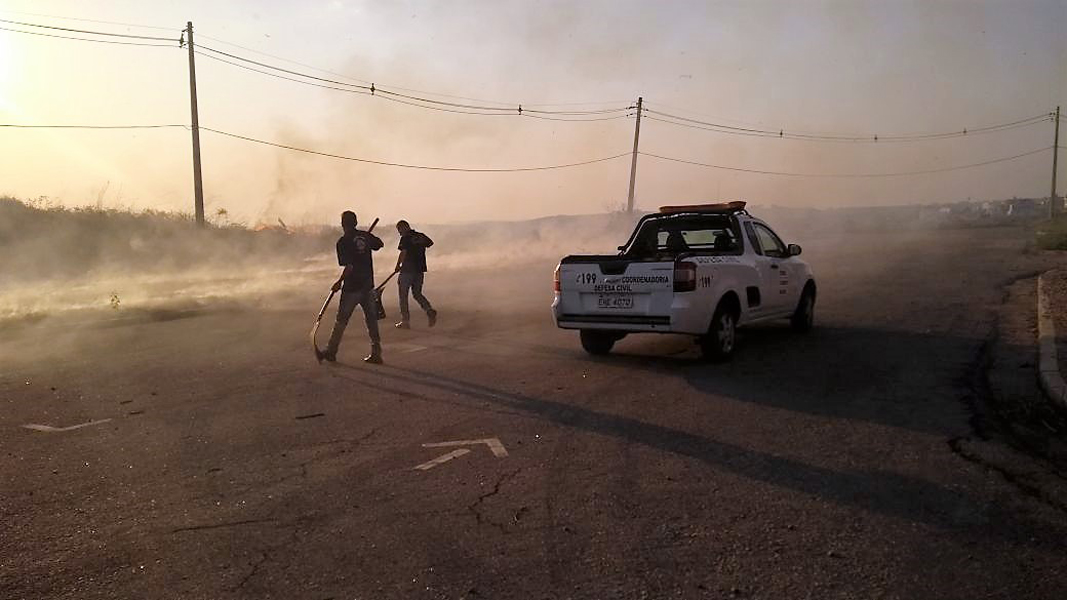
top-left (2, 226), bottom-right (1066, 599)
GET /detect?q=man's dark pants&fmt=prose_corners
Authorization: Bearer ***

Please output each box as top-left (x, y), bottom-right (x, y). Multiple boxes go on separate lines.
top-left (398, 272), bottom-right (434, 323)
top-left (326, 286), bottom-right (380, 356)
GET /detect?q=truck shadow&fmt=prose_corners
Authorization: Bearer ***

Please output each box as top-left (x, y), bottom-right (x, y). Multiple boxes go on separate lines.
top-left (590, 321), bottom-right (1006, 437)
top-left (332, 362), bottom-right (1064, 548)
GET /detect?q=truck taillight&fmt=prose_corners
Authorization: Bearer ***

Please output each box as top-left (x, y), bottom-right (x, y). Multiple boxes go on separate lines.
top-left (553, 265), bottom-right (561, 292)
top-left (674, 262), bottom-right (696, 292)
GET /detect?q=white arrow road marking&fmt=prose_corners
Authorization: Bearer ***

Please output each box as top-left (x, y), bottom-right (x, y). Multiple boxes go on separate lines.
top-left (422, 438), bottom-right (508, 457)
top-left (413, 438), bottom-right (508, 471)
top-left (413, 448), bottom-right (470, 471)
top-left (22, 419), bottom-right (112, 433)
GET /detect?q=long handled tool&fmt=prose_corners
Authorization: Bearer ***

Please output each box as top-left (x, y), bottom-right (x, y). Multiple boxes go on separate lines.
top-left (373, 270), bottom-right (398, 320)
top-left (310, 217), bottom-right (379, 361)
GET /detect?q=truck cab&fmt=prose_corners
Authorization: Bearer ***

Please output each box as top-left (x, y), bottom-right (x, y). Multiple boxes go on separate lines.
top-left (552, 201), bottom-right (816, 359)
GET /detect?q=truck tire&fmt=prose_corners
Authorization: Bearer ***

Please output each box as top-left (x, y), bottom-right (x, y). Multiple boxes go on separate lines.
top-left (580, 329), bottom-right (616, 355)
top-left (790, 287), bottom-right (815, 333)
top-left (700, 303), bottom-right (737, 361)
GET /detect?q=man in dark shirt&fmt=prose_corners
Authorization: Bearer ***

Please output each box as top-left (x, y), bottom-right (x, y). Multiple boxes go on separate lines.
top-left (392, 220), bottom-right (437, 329)
top-left (319, 210), bottom-right (384, 364)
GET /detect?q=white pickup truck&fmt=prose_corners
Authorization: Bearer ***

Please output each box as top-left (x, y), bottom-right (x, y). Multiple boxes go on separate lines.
top-left (552, 202), bottom-right (815, 360)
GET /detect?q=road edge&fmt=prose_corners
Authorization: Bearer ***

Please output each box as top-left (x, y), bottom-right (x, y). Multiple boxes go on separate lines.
top-left (1037, 273), bottom-right (1067, 408)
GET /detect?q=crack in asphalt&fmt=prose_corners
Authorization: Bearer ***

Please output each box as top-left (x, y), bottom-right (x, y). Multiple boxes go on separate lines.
top-left (267, 427), bottom-right (382, 488)
top-left (949, 273), bottom-right (1067, 515)
top-left (467, 468), bottom-right (522, 532)
top-left (948, 435), bottom-right (1067, 514)
top-left (233, 528), bottom-right (299, 591)
top-left (170, 517), bottom-right (278, 534)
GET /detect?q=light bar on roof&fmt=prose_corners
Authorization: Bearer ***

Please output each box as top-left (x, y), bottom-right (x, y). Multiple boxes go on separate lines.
top-left (658, 201), bottom-right (747, 214)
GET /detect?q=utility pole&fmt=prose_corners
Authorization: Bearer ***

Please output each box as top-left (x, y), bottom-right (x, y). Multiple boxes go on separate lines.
top-left (1051, 106), bottom-right (1060, 220)
top-left (626, 96), bottom-right (643, 213)
top-left (185, 21), bottom-right (205, 226)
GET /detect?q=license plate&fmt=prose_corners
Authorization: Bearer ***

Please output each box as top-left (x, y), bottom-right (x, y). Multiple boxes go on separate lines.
top-left (597, 294), bottom-right (633, 309)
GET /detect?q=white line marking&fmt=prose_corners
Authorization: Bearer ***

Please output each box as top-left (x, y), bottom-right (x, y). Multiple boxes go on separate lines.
top-left (413, 448), bottom-right (471, 471)
top-left (422, 437), bottom-right (508, 457)
top-left (21, 419), bottom-right (112, 433)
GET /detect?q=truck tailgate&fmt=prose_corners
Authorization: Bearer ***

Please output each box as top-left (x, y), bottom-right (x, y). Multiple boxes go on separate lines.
top-left (557, 259), bottom-right (674, 326)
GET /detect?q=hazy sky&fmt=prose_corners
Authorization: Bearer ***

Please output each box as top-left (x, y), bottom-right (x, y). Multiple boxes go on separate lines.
top-left (1, 0), bottom-right (1065, 224)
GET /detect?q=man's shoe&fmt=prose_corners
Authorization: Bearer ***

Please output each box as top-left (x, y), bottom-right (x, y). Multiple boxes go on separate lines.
top-left (427, 309), bottom-right (438, 328)
top-left (363, 352), bottom-right (383, 365)
top-left (394, 321), bottom-right (410, 329)
top-left (314, 348), bottom-right (336, 363)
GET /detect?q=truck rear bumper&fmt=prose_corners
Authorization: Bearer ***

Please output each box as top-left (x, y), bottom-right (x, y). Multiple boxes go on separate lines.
top-left (552, 294), bottom-right (705, 334)
top-left (556, 313), bottom-right (672, 332)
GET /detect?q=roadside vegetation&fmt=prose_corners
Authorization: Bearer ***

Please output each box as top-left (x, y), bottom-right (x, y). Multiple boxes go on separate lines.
top-left (0, 196), bottom-right (331, 285)
top-left (1036, 218), bottom-right (1067, 250)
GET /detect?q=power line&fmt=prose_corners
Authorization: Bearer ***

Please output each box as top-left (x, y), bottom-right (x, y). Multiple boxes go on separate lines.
top-left (195, 43), bottom-right (633, 116)
top-left (642, 114), bottom-right (1052, 143)
top-left (639, 146), bottom-right (1053, 178)
top-left (2, 120), bottom-right (1049, 178)
top-left (0, 17), bottom-right (176, 41)
top-left (643, 107), bottom-right (1052, 143)
top-left (199, 127), bottom-right (631, 172)
top-left (195, 48), bottom-right (633, 121)
top-left (0, 124), bottom-right (186, 130)
top-left (0, 24), bottom-right (179, 47)
top-left (197, 31), bottom-right (631, 110)
top-left (195, 51), bottom-right (374, 97)
top-left (0, 9), bottom-right (174, 32)
top-left (196, 44), bottom-right (370, 92)
top-left (374, 87), bottom-right (631, 115)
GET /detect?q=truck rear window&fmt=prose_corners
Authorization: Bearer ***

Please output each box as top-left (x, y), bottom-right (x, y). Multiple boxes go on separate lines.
top-left (625, 216), bottom-right (741, 257)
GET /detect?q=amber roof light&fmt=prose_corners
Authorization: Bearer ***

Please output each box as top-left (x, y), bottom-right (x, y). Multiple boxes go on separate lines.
top-left (658, 201), bottom-right (747, 214)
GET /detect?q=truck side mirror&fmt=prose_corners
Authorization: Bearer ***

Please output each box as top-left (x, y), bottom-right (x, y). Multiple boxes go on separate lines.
top-left (788, 244), bottom-right (802, 256)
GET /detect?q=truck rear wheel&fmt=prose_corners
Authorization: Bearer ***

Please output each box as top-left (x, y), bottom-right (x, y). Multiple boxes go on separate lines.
top-left (700, 303), bottom-right (737, 361)
top-left (580, 330), bottom-right (616, 355)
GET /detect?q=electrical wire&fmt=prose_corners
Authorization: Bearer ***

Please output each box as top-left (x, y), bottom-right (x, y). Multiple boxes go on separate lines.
top-left (0, 10), bottom-right (175, 32)
top-left (196, 44), bottom-right (371, 91)
top-left (375, 87), bottom-right (630, 114)
top-left (0, 17), bottom-right (176, 41)
top-left (199, 127), bottom-right (631, 172)
top-left (195, 51), bottom-right (374, 96)
top-left (3, 120), bottom-right (1050, 178)
top-left (0, 24), bottom-right (179, 47)
top-left (642, 114), bottom-right (1053, 143)
top-left (0, 124), bottom-right (186, 129)
top-left (196, 50), bottom-right (634, 121)
top-left (195, 43), bottom-right (632, 116)
top-left (643, 107), bottom-right (1053, 143)
top-left (198, 32), bottom-right (631, 110)
top-left (638, 146), bottom-right (1053, 178)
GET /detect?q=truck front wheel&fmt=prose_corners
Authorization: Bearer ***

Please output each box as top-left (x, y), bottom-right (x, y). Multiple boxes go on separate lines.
top-left (580, 330), bottom-right (616, 355)
top-left (791, 287), bottom-right (815, 333)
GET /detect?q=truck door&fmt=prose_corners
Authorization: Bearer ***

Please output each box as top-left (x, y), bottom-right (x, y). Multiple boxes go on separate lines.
top-left (748, 222), bottom-right (793, 315)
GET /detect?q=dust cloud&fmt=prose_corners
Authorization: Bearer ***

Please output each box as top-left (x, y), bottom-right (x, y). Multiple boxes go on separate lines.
top-left (2, 192), bottom-right (1045, 335)
top-left (0, 196), bottom-right (643, 327)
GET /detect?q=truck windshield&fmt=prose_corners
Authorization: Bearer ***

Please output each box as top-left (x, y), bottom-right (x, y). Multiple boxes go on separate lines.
top-left (623, 215), bottom-right (741, 258)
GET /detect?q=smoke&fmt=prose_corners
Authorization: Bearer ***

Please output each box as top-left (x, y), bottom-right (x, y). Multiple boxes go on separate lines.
top-left (0, 196), bottom-right (645, 325)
